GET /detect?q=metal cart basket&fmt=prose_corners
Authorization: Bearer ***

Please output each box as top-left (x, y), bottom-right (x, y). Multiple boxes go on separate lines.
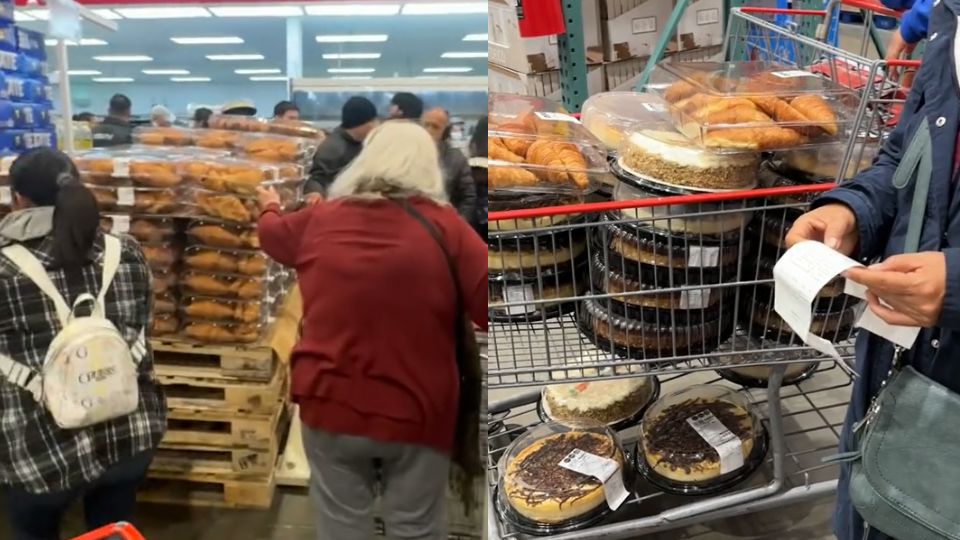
top-left (487, 5), bottom-right (921, 539)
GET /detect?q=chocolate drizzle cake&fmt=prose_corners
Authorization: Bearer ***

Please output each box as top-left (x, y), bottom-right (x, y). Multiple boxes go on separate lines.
top-left (715, 335), bottom-right (821, 387)
top-left (503, 429), bottom-right (624, 524)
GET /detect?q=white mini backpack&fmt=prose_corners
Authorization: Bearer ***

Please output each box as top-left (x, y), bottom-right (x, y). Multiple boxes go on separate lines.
top-left (0, 234), bottom-right (146, 429)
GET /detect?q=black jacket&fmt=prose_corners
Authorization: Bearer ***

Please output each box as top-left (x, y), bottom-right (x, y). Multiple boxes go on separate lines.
top-left (92, 116), bottom-right (133, 148)
top-left (439, 143), bottom-right (476, 225)
top-left (304, 127), bottom-right (363, 196)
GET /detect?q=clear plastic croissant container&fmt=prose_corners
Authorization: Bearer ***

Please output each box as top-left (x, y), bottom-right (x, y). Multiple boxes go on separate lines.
top-left (647, 61), bottom-right (858, 152)
top-left (496, 421), bottom-right (629, 534)
top-left (75, 149), bottom-right (184, 189)
top-left (151, 267), bottom-right (178, 296)
top-left (773, 138), bottom-right (878, 182)
top-left (194, 129), bottom-right (243, 150)
top-left (234, 132), bottom-right (318, 164)
top-left (207, 114), bottom-right (271, 133)
top-left (101, 215), bottom-right (179, 244)
top-left (488, 92), bottom-right (608, 196)
top-left (151, 313), bottom-right (179, 337)
top-left (180, 270), bottom-right (266, 300)
top-left (180, 295), bottom-right (264, 325)
top-left (181, 318), bottom-right (263, 344)
top-left (580, 92), bottom-right (671, 153)
top-left (187, 182), bottom-right (299, 224)
top-left (183, 245), bottom-right (269, 276)
top-left (638, 385), bottom-right (767, 494)
top-left (153, 291), bottom-right (177, 315)
top-left (133, 126), bottom-right (197, 147)
top-left (183, 157), bottom-right (303, 195)
top-left (266, 119), bottom-right (325, 140)
top-left (87, 186), bottom-right (183, 215)
top-left (140, 242), bottom-right (182, 269)
top-left (186, 220), bottom-right (259, 250)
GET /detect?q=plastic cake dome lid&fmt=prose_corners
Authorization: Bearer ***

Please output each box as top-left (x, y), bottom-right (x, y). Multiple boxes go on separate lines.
top-left (498, 421), bottom-right (623, 488)
top-left (581, 92), bottom-right (671, 140)
top-left (621, 120), bottom-right (759, 157)
top-left (653, 61), bottom-right (851, 97)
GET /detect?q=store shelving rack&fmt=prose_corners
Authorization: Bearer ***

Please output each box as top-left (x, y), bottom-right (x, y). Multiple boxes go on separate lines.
top-left (488, 3), bottom-right (922, 538)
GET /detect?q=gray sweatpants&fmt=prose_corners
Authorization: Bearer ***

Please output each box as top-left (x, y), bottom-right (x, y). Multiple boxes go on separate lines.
top-left (302, 426), bottom-right (450, 540)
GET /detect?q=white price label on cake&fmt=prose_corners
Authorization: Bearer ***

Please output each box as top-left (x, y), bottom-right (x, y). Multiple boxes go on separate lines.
top-left (504, 285), bottom-right (537, 315)
top-left (771, 70), bottom-right (815, 79)
top-left (559, 449), bottom-right (629, 510)
top-left (0, 186), bottom-right (10, 205)
top-left (687, 411), bottom-right (744, 474)
top-left (641, 102), bottom-right (667, 113)
top-left (680, 288), bottom-right (711, 309)
top-left (687, 246), bottom-right (720, 267)
top-left (110, 215), bottom-right (130, 234)
top-left (112, 158), bottom-right (131, 177)
top-left (117, 187), bottom-right (135, 207)
top-left (535, 111), bottom-right (582, 124)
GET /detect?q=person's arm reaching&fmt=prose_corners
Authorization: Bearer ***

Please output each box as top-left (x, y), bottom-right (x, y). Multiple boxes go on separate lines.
top-left (256, 188), bottom-right (313, 267)
top-left (883, 0), bottom-right (931, 45)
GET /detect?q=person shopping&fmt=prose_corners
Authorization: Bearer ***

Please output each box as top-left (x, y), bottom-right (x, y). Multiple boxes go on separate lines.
top-left (0, 148), bottom-right (166, 540)
top-left (882, 0), bottom-right (931, 86)
top-left (422, 107), bottom-right (477, 225)
top-left (786, 2), bottom-right (960, 539)
top-left (256, 121), bottom-right (487, 540)
top-left (303, 96), bottom-right (378, 203)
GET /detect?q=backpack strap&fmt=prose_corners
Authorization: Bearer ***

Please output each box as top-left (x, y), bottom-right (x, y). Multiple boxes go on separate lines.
top-left (1, 244), bottom-right (70, 326)
top-left (0, 353), bottom-right (42, 400)
top-left (97, 235), bottom-right (122, 308)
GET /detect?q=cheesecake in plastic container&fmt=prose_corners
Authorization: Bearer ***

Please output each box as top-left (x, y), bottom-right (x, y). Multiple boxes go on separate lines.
top-left (617, 122), bottom-right (760, 191)
top-left (489, 93), bottom-right (608, 196)
top-left (715, 334), bottom-right (821, 388)
top-left (538, 367), bottom-right (660, 430)
top-left (488, 258), bottom-right (584, 323)
top-left (496, 422), bottom-right (630, 535)
top-left (638, 385), bottom-right (768, 494)
top-left (580, 92), bottom-right (671, 153)
top-left (649, 61), bottom-right (856, 152)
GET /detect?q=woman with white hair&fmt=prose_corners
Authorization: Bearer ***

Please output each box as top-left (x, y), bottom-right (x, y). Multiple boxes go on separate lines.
top-left (149, 105), bottom-right (173, 127)
top-left (256, 121), bottom-right (487, 540)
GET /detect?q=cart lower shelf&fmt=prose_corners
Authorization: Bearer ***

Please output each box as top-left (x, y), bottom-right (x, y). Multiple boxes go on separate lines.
top-left (487, 362), bottom-right (853, 539)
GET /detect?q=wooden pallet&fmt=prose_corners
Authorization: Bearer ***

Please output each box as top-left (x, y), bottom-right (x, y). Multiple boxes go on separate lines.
top-left (163, 402), bottom-right (286, 450)
top-left (150, 287), bottom-right (301, 382)
top-left (159, 363), bottom-right (286, 414)
top-left (139, 469), bottom-right (277, 509)
top-left (154, 405), bottom-right (290, 476)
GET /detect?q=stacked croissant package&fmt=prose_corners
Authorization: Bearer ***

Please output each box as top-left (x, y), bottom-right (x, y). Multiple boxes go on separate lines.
top-left (75, 117), bottom-right (322, 343)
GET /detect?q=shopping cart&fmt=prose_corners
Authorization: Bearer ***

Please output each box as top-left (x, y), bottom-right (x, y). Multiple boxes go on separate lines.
top-left (487, 4), bottom-right (921, 540)
top-left (69, 523), bottom-right (145, 540)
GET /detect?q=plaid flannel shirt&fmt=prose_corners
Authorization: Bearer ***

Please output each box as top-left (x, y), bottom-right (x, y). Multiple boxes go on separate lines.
top-left (0, 233), bottom-right (166, 494)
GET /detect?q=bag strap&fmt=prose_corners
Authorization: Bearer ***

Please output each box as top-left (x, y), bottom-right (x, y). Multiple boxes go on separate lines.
top-left (1, 244), bottom-right (71, 326)
top-left (393, 200), bottom-right (464, 316)
top-left (98, 235), bottom-right (122, 308)
top-left (900, 116), bottom-right (933, 254)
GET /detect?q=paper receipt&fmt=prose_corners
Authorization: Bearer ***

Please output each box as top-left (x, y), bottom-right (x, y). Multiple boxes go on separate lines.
top-left (773, 241), bottom-right (921, 358)
top-left (559, 449), bottom-right (629, 510)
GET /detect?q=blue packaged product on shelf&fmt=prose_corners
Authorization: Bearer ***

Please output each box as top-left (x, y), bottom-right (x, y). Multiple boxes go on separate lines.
top-left (15, 28), bottom-right (45, 60)
top-left (0, 23), bottom-right (16, 53)
top-left (12, 103), bottom-right (49, 128)
top-left (0, 129), bottom-right (24, 153)
top-left (0, 1), bottom-right (12, 24)
top-left (0, 100), bottom-right (14, 128)
top-left (4, 75), bottom-right (44, 103)
top-left (24, 129), bottom-right (55, 150)
top-left (16, 54), bottom-right (46, 79)
top-left (0, 50), bottom-right (17, 73)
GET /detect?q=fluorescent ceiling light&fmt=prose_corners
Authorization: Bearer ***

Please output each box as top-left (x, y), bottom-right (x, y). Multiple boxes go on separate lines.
top-left (93, 77), bottom-right (134, 83)
top-left (333, 76), bottom-right (373, 80)
top-left (143, 69), bottom-right (190, 75)
top-left (322, 53), bottom-right (381, 60)
top-left (305, 4), bottom-right (399, 16)
top-left (250, 76), bottom-right (289, 81)
top-left (206, 54), bottom-right (265, 61)
top-left (67, 70), bottom-right (102, 76)
top-left (171, 37), bottom-right (244, 45)
top-left (463, 33), bottom-right (487, 41)
top-left (441, 51), bottom-right (487, 58)
top-left (328, 68), bottom-right (375, 73)
top-left (210, 6), bottom-right (304, 17)
top-left (172, 77), bottom-right (211, 82)
top-left (402, 2), bottom-right (485, 15)
top-left (235, 68), bottom-right (281, 75)
top-left (45, 38), bottom-right (108, 46)
top-left (92, 9), bottom-right (122, 20)
top-left (423, 67), bottom-right (472, 73)
top-left (315, 34), bottom-right (389, 43)
top-left (94, 55), bottom-right (153, 62)
top-left (114, 7), bottom-right (211, 19)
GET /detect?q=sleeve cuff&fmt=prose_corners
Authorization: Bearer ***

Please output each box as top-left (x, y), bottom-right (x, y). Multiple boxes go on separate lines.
top-left (938, 248), bottom-right (960, 330)
top-left (811, 188), bottom-right (879, 261)
top-left (259, 203), bottom-right (281, 217)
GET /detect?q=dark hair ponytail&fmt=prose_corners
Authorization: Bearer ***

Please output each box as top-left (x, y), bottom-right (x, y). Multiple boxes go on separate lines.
top-left (10, 148), bottom-right (100, 271)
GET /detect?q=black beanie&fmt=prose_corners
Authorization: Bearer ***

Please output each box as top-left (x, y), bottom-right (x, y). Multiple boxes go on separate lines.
top-left (341, 96), bottom-right (378, 129)
top-left (391, 92), bottom-right (423, 120)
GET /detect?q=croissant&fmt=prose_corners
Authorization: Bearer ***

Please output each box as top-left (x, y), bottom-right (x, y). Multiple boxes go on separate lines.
top-left (151, 271), bottom-right (177, 295)
top-left (237, 255), bottom-right (267, 275)
top-left (698, 104), bottom-right (774, 125)
top-left (185, 250), bottom-right (238, 273)
top-left (151, 316), bottom-right (179, 336)
top-left (704, 126), bottom-right (806, 150)
top-left (183, 274), bottom-right (234, 296)
top-left (684, 95), bottom-right (759, 119)
top-left (153, 295), bottom-right (176, 314)
top-left (488, 167), bottom-right (538, 188)
top-left (130, 219), bottom-right (173, 243)
top-left (184, 322), bottom-right (235, 342)
top-left (197, 130), bottom-right (239, 149)
top-left (131, 164), bottom-right (181, 188)
top-left (196, 193), bottom-right (254, 223)
top-left (749, 96), bottom-right (810, 125)
top-left (664, 80), bottom-right (699, 103)
top-left (138, 132), bottom-right (166, 146)
top-left (500, 137), bottom-right (533, 158)
top-left (791, 95), bottom-right (838, 136)
top-left (135, 192), bottom-right (177, 213)
top-left (190, 225), bottom-right (244, 248)
top-left (489, 139), bottom-right (525, 163)
top-left (526, 140), bottom-right (589, 188)
top-left (244, 138), bottom-right (299, 162)
top-left (184, 300), bottom-right (235, 320)
top-left (242, 230), bottom-right (260, 249)
top-left (142, 245), bottom-right (179, 267)
top-left (231, 279), bottom-right (263, 300)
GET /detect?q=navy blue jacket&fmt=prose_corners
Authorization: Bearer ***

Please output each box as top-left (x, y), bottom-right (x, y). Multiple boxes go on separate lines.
top-left (883, 0), bottom-right (933, 43)
top-left (816, 1), bottom-right (960, 538)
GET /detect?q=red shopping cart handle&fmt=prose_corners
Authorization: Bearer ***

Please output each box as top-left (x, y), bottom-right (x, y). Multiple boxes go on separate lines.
top-left (840, 0), bottom-right (903, 19)
top-left (70, 523), bottom-right (145, 540)
top-left (739, 7), bottom-right (828, 16)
